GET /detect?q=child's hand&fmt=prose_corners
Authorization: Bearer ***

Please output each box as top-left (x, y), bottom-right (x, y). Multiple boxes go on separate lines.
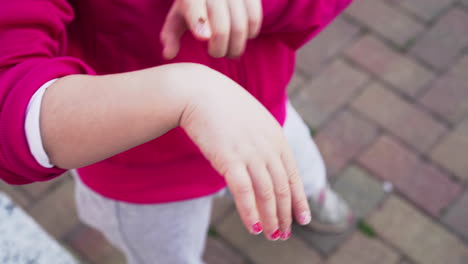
top-left (160, 0), bottom-right (262, 59)
top-left (179, 65), bottom-right (311, 240)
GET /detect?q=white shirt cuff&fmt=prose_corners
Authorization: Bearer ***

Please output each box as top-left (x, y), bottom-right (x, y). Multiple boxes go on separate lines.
top-left (25, 79), bottom-right (58, 168)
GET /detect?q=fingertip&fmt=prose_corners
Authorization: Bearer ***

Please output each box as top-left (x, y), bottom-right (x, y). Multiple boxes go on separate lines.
top-left (194, 20), bottom-right (212, 39)
top-left (162, 46), bottom-right (176, 60)
top-left (248, 30), bottom-right (259, 40)
top-left (280, 229), bottom-right (291, 241)
top-left (297, 211), bottom-right (311, 226)
top-left (247, 24), bottom-right (260, 39)
top-left (250, 221), bottom-right (263, 235)
top-left (268, 229), bottom-right (281, 241)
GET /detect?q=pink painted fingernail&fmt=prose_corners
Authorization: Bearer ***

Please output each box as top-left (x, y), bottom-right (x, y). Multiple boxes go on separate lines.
top-left (251, 222), bottom-right (263, 235)
top-left (280, 230), bottom-right (291, 241)
top-left (298, 211), bottom-right (311, 225)
top-left (270, 229), bottom-right (281, 240)
top-left (196, 22), bottom-right (211, 38)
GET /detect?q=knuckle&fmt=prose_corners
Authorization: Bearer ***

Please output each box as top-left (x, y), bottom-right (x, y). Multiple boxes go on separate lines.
top-left (241, 206), bottom-right (256, 219)
top-left (241, 148), bottom-right (265, 165)
top-left (234, 183), bottom-right (252, 196)
top-left (275, 184), bottom-right (290, 200)
top-left (278, 216), bottom-right (291, 227)
top-left (258, 187), bottom-right (275, 202)
top-left (288, 169), bottom-right (302, 186)
top-left (212, 152), bottom-right (237, 175)
top-left (213, 30), bottom-right (229, 41)
top-left (293, 198), bottom-right (308, 212)
top-left (231, 24), bottom-right (247, 36)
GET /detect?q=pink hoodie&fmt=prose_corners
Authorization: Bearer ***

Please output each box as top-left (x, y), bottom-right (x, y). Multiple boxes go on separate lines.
top-left (0, 0), bottom-right (352, 203)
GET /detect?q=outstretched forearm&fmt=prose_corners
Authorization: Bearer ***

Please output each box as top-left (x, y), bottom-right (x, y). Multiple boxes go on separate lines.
top-left (41, 63), bottom-right (202, 169)
top-left (41, 60), bottom-right (313, 240)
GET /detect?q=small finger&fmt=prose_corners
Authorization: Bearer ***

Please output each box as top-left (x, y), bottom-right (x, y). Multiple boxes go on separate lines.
top-left (225, 165), bottom-right (263, 236)
top-left (248, 162), bottom-right (280, 241)
top-left (282, 149), bottom-right (311, 226)
top-left (207, 0), bottom-right (231, 58)
top-left (243, 0), bottom-right (263, 38)
top-left (160, 6), bottom-right (185, 60)
top-left (267, 158), bottom-right (292, 240)
top-left (227, 0), bottom-right (248, 57)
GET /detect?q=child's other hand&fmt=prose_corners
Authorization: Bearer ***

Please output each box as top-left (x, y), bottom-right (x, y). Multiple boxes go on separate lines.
top-left (160, 0), bottom-right (262, 60)
top-left (178, 65), bottom-right (311, 241)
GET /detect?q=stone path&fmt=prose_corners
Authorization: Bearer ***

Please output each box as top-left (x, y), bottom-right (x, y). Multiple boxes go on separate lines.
top-left (0, 192), bottom-right (77, 264)
top-left (1, 0), bottom-right (468, 263)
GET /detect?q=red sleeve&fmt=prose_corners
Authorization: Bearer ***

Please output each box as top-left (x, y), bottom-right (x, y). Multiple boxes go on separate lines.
top-left (0, 0), bottom-right (95, 184)
top-left (262, 0), bottom-right (354, 50)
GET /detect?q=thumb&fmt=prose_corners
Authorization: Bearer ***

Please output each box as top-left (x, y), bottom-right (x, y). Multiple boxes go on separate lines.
top-left (160, 6), bottom-right (186, 60)
top-left (180, 0), bottom-right (212, 40)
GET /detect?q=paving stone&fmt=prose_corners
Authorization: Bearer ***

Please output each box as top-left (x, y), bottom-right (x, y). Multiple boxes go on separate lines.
top-left (296, 225), bottom-right (354, 255)
top-left (345, 0), bottom-right (424, 46)
top-left (65, 224), bottom-right (124, 264)
top-left (388, 0), bottom-right (456, 21)
top-left (287, 72), bottom-right (307, 95)
top-left (410, 8), bottom-right (468, 70)
top-left (333, 166), bottom-right (386, 218)
top-left (431, 119), bottom-right (468, 180)
top-left (369, 196), bottom-right (468, 264)
top-left (345, 36), bottom-right (434, 97)
top-left (399, 259), bottom-right (414, 264)
top-left (420, 55), bottom-right (468, 124)
top-left (315, 111), bottom-right (378, 177)
top-left (351, 83), bottom-right (447, 152)
top-left (216, 210), bottom-right (322, 264)
top-left (98, 252), bottom-right (127, 264)
top-left (292, 60), bottom-right (368, 128)
top-left (28, 179), bottom-right (80, 239)
top-left (444, 190), bottom-right (468, 241)
top-left (296, 17), bottom-right (361, 76)
top-left (359, 136), bottom-right (462, 216)
top-left (64, 245), bottom-right (91, 264)
top-left (21, 172), bottom-right (68, 199)
top-left (0, 179), bottom-right (30, 208)
top-left (326, 232), bottom-right (400, 264)
top-left (0, 193), bottom-right (79, 263)
top-left (210, 195), bottom-right (234, 225)
top-left (203, 237), bottom-right (246, 264)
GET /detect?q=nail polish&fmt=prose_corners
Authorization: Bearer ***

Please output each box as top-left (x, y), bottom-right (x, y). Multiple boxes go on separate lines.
top-left (270, 229), bottom-right (281, 240)
top-left (280, 230), bottom-right (291, 240)
top-left (251, 222), bottom-right (263, 235)
top-left (299, 211), bottom-right (311, 225)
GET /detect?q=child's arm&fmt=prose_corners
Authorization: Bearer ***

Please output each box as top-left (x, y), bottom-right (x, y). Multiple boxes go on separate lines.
top-left (39, 65), bottom-right (184, 169)
top-left (0, 0), bottom-right (310, 240)
top-left (41, 62), bottom-right (311, 240)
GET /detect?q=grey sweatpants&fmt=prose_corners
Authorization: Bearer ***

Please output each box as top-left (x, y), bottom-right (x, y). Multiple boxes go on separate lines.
top-left (73, 103), bottom-right (327, 264)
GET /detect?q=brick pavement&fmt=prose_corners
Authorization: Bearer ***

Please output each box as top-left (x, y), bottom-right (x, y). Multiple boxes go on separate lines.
top-left (1, 0), bottom-right (468, 263)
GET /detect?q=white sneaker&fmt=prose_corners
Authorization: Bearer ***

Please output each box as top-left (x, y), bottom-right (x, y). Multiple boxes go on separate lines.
top-left (306, 187), bottom-right (354, 234)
